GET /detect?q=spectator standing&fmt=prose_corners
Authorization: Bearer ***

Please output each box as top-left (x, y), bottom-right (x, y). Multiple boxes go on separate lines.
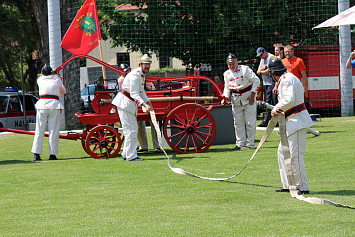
top-left (221, 53), bottom-right (260, 150)
top-left (345, 50), bottom-right (355, 69)
top-left (256, 47), bottom-right (277, 127)
top-left (268, 58), bottom-right (313, 195)
top-left (137, 80), bottom-right (161, 153)
top-left (281, 45), bottom-right (308, 95)
top-left (112, 55), bottom-right (153, 161)
top-left (115, 64), bottom-right (131, 127)
top-left (210, 75), bottom-right (224, 97)
top-left (117, 63), bottom-right (131, 87)
top-left (273, 43), bottom-right (285, 59)
top-left (32, 65), bottom-right (66, 161)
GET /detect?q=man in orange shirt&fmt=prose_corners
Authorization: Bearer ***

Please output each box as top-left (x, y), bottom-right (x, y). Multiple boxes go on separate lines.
top-left (281, 45), bottom-right (308, 95)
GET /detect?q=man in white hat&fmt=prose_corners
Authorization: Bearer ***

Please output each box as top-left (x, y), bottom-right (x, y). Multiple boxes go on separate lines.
top-left (112, 54), bottom-right (153, 161)
top-left (221, 53), bottom-right (260, 150)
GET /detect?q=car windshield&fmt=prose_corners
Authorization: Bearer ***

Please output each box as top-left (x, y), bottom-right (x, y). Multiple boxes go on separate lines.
top-left (81, 86), bottom-right (95, 96)
top-left (107, 82), bottom-right (117, 90)
top-left (0, 96), bottom-right (8, 113)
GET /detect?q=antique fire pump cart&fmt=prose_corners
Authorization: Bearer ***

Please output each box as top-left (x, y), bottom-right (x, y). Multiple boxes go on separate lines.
top-left (0, 55), bottom-right (224, 159)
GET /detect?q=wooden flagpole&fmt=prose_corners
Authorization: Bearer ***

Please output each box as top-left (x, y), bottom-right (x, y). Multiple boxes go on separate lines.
top-left (98, 39), bottom-right (107, 88)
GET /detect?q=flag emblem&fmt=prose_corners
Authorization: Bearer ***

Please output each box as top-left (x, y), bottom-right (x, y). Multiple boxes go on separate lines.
top-left (77, 13), bottom-right (97, 36)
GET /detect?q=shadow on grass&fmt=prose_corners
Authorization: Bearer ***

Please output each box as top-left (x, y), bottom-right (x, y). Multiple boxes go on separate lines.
top-left (314, 130), bottom-right (343, 134)
top-left (311, 190), bottom-right (355, 196)
top-left (0, 160), bottom-right (33, 165)
top-left (59, 156), bottom-right (93, 161)
top-left (0, 156), bottom-right (93, 165)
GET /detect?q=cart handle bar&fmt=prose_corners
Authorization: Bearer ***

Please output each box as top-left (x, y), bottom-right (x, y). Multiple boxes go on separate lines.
top-left (54, 54), bottom-right (224, 99)
top-left (0, 128), bottom-right (84, 140)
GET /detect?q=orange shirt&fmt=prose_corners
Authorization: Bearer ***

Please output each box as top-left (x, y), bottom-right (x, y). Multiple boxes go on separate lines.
top-left (281, 57), bottom-right (306, 80)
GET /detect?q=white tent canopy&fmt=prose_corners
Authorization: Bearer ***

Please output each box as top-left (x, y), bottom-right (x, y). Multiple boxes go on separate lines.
top-left (313, 5), bottom-right (355, 28)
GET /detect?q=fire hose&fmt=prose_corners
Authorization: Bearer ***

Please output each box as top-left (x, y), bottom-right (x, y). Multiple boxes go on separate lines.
top-left (149, 108), bottom-right (354, 209)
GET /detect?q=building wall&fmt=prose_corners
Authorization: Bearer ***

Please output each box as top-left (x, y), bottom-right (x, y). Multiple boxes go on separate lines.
top-left (87, 40), bottom-right (184, 70)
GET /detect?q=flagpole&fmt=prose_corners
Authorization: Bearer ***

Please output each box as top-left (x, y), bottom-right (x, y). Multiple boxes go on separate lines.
top-left (98, 40), bottom-right (107, 88)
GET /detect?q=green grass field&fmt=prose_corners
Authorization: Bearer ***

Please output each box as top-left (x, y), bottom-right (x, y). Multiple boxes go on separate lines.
top-left (1, 117), bottom-right (354, 236)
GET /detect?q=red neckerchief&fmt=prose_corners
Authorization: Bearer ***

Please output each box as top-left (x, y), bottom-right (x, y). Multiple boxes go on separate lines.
top-left (275, 80), bottom-right (280, 91)
top-left (275, 73), bottom-right (287, 91)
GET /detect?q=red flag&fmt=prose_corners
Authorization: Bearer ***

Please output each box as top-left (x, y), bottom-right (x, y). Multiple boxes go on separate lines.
top-left (60, 0), bottom-right (101, 55)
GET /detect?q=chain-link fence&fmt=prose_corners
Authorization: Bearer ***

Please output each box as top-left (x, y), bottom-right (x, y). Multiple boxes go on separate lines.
top-left (62, 0), bottom-right (355, 128)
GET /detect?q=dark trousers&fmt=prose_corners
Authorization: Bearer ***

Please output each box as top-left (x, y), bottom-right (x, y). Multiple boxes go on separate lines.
top-left (263, 82), bottom-right (278, 121)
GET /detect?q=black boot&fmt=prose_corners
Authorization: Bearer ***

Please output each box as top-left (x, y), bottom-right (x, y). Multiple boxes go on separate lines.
top-left (258, 120), bottom-right (269, 127)
top-left (258, 112), bottom-right (270, 127)
top-left (33, 154), bottom-right (41, 161)
top-left (49, 155), bottom-right (58, 160)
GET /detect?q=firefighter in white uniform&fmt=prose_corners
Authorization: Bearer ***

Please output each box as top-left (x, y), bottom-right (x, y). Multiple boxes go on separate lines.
top-left (268, 58), bottom-right (313, 195)
top-left (32, 65), bottom-right (66, 161)
top-left (112, 55), bottom-right (153, 161)
top-left (222, 54), bottom-right (260, 149)
top-left (117, 63), bottom-right (159, 153)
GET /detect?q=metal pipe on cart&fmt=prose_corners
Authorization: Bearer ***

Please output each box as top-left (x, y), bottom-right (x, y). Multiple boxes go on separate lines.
top-left (99, 96), bottom-right (219, 104)
top-left (256, 101), bottom-right (320, 136)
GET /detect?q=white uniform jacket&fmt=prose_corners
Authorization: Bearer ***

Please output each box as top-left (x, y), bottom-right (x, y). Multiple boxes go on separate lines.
top-left (223, 65), bottom-right (260, 105)
top-left (112, 67), bottom-right (150, 116)
top-left (272, 72), bottom-right (313, 136)
top-left (35, 74), bottom-right (65, 110)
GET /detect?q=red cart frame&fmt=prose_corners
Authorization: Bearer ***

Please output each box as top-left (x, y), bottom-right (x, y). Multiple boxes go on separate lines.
top-left (1, 55), bottom-right (224, 159)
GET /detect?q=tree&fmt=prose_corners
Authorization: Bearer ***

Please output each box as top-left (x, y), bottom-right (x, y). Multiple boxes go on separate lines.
top-left (0, 0), bottom-right (43, 91)
top-left (30, 0), bottom-right (49, 65)
top-left (98, 0), bottom-right (338, 75)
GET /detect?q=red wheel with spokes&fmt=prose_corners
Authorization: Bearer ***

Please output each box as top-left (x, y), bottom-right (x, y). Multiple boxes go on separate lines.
top-left (163, 103), bottom-right (216, 154)
top-left (85, 125), bottom-right (121, 159)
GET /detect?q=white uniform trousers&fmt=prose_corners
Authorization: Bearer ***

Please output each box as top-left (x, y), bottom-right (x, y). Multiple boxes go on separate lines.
top-left (31, 109), bottom-right (61, 155)
top-left (278, 128), bottom-right (309, 191)
top-left (137, 121), bottom-right (159, 150)
top-left (117, 108), bottom-right (138, 160)
top-left (231, 102), bottom-right (257, 148)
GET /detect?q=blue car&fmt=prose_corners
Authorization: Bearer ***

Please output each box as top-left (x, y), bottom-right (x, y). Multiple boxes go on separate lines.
top-left (80, 81), bottom-right (118, 113)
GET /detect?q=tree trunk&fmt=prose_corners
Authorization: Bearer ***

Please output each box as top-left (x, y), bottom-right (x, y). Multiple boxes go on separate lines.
top-left (30, 0), bottom-right (49, 64)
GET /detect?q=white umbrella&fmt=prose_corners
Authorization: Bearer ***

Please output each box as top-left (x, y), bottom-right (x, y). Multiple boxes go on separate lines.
top-left (313, 5), bottom-right (355, 28)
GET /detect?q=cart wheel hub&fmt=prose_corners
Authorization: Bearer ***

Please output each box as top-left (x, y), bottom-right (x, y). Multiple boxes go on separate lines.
top-left (186, 125), bottom-right (194, 134)
top-left (100, 140), bottom-right (108, 147)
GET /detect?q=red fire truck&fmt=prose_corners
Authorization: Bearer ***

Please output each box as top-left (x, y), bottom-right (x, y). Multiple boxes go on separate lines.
top-left (296, 46), bottom-right (355, 116)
